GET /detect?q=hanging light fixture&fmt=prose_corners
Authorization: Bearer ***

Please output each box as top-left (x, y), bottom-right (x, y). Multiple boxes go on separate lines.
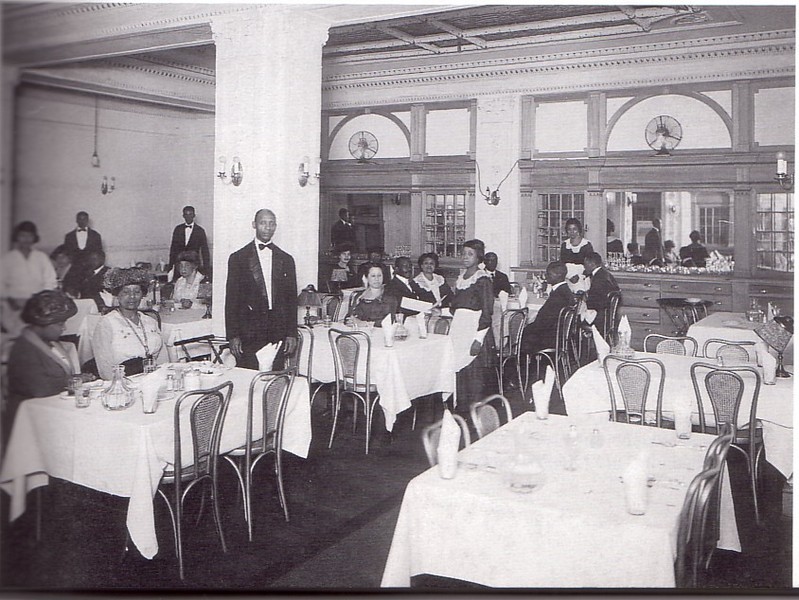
top-left (91, 96), bottom-right (100, 168)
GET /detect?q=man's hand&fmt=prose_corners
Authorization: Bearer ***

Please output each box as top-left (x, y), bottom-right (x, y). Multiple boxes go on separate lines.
top-left (470, 340), bottom-right (482, 356)
top-left (229, 336), bottom-right (243, 359)
top-left (283, 336), bottom-right (297, 357)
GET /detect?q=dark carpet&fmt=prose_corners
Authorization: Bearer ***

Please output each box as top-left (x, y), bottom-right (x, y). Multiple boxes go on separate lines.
top-left (0, 381), bottom-right (792, 591)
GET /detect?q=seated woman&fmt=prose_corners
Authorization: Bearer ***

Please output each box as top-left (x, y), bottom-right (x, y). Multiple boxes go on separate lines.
top-left (6, 291), bottom-right (91, 434)
top-left (327, 243), bottom-right (360, 294)
top-left (627, 242), bottom-right (647, 266)
top-left (663, 240), bottom-right (680, 265)
top-left (680, 230), bottom-right (710, 268)
top-left (413, 252), bottom-right (453, 309)
top-left (349, 264), bottom-right (398, 326)
top-left (50, 245), bottom-right (83, 298)
top-left (91, 267), bottom-right (163, 379)
top-left (173, 250), bottom-right (205, 304)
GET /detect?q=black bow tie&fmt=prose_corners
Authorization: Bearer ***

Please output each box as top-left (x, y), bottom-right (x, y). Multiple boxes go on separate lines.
top-left (184, 224), bottom-right (193, 228)
top-left (258, 242), bottom-right (273, 251)
top-left (77, 228), bottom-right (87, 232)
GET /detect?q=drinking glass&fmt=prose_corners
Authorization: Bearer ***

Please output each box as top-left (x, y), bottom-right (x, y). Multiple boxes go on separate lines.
top-left (563, 426), bottom-right (581, 471)
top-left (75, 388), bottom-right (91, 409)
top-left (66, 375), bottom-right (83, 398)
top-left (143, 357), bottom-right (157, 375)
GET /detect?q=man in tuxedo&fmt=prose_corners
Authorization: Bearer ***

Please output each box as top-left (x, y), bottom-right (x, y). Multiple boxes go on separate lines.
top-left (583, 252), bottom-right (620, 337)
top-left (78, 250), bottom-right (111, 311)
top-left (225, 209), bottom-right (297, 370)
top-left (520, 261), bottom-right (575, 357)
top-left (643, 218), bottom-right (665, 266)
top-left (63, 211), bottom-right (103, 273)
top-left (168, 205), bottom-right (211, 281)
top-left (483, 252), bottom-right (512, 298)
top-left (384, 256), bottom-right (424, 316)
top-left (330, 208), bottom-right (356, 250)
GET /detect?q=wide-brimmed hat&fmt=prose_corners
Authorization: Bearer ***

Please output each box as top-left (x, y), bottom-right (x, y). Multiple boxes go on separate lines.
top-left (21, 290), bottom-right (77, 326)
top-left (13, 221), bottom-right (40, 244)
top-left (103, 267), bottom-right (151, 294)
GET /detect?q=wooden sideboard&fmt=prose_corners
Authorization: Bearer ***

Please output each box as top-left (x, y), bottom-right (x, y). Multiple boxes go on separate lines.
top-left (511, 267), bottom-right (794, 350)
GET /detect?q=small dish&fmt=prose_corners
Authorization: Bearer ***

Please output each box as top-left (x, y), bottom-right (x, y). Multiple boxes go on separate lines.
top-left (685, 297), bottom-right (703, 304)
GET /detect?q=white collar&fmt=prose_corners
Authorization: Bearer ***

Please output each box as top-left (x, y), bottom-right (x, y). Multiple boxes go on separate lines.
top-left (551, 281), bottom-right (568, 292)
top-left (414, 272), bottom-right (443, 289)
top-left (396, 274), bottom-right (410, 286)
top-left (564, 238), bottom-right (590, 252)
top-left (591, 266), bottom-right (601, 276)
top-left (455, 268), bottom-right (489, 290)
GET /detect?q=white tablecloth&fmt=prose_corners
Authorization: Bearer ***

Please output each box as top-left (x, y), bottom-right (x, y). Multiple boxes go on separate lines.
top-left (299, 322), bottom-right (456, 431)
top-left (0, 367), bottom-right (311, 559)
top-left (78, 307), bottom-right (213, 365)
top-left (381, 413), bottom-right (738, 588)
top-left (687, 311), bottom-right (794, 364)
top-left (562, 352), bottom-right (793, 477)
top-left (491, 297), bottom-right (545, 350)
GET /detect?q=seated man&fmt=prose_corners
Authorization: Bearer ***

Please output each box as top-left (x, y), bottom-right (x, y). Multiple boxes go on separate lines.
top-left (583, 252), bottom-right (620, 336)
top-left (484, 252), bottom-right (512, 298)
top-left (626, 242), bottom-right (647, 266)
top-left (520, 261), bottom-right (575, 358)
top-left (384, 256), bottom-right (425, 316)
top-left (77, 250), bottom-right (111, 311)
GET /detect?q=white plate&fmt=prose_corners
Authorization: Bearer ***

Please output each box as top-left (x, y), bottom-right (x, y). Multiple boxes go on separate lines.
top-left (685, 297), bottom-right (703, 304)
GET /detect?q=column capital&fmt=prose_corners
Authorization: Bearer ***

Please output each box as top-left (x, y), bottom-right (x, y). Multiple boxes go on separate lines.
top-left (211, 6), bottom-right (329, 52)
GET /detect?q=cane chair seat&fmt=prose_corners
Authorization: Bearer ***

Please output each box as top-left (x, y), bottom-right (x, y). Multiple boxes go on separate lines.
top-left (469, 394), bottom-right (513, 439)
top-left (602, 355), bottom-right (666, 426)
top-left (644, 334), bottom-right (699, 357)
top-left (702, 338), bottom-right (756, 364)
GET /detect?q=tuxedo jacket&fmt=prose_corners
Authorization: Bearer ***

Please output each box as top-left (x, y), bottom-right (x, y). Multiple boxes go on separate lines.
top-left (520, 283), bottom-right (575, 355)
top-left (63, 228), bottom-right (103, 268)
top-left (384, 276), bottom-right (425, 316)
top-left (586, 267), bottom-right (620, 334)
top-left (330, 219), bottom-right (356, 249)
top-left (169, 223), bottom-right (211, 276)
top-left (225, 241), bottom-right (297, 355)
top-left (490, 269), bottom-right (513, 297)
top-left (78, 266), bottom-right (110, 311)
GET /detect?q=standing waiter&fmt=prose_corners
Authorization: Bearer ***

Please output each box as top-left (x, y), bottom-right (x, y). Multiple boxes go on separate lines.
top-left (225, 209), bottom-right (297, 370)
top-left (168, 205), bottom-right (211, 280)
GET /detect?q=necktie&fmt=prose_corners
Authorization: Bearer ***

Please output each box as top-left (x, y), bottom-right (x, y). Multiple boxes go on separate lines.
top-left (258, 243), bottom-right (273, 251)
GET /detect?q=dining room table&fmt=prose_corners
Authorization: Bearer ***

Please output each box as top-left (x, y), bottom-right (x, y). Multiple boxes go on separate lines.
top-left (299, 319), bottom-right (456, 432)
top-left (381, 412), bottom-right (739, 588)
top-left (77, 306), bottom-right (213, 366)
top-left (0, 366), bottom-right (312, 560)
top-left (561, 352), bottom-right (793, 479)
top-left (687, 311), bottom-right (794, 364)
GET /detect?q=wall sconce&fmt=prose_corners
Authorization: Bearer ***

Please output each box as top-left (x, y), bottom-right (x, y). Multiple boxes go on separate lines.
top-left (668, 204), bottom-right (678, 214)
top-left (476, 159), bottom-right (519, 206)
top-left (217, 156), bottom-right (243, 186)
top-left (101, 176), bottom-right (115, 195)
top-left (775, 151), bottom-right (793, 190)
top-left (297, 156), bottom-right (320, 187)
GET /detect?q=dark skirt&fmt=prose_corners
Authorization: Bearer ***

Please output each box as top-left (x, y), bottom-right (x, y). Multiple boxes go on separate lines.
top-left (455, 328), bottom-right (498, 413)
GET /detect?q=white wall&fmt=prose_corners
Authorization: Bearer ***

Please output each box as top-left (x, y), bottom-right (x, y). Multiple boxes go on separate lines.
top-left (426, 108), bottom-right (470, 156)
top-left (755, 87), bottom-right (795, 146)
top-left (536, 100), bottom-right (588, 153)
top-left (13, 85), bottom-right (215, 267)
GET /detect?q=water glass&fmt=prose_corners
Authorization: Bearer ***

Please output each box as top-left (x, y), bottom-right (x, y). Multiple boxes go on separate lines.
top-left (675, 410), bottom-right (692, 440)
top-left (75, 388), bottom-right (91, 409)
top-left (143, 357), bottom-right (157, 375)
top-left (66, 375), bottom-right (83, 398)
top-left (323, 314), bottom-right (332, 327)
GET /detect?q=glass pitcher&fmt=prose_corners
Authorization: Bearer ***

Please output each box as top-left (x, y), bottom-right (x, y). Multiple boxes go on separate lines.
top-left (101, 364), bottom-right (135, 411)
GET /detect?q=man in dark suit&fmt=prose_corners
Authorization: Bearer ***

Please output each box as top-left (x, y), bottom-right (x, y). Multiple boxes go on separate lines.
top-left (384, 256), bottom-right (425, 316)
top-left (330, 208), bottom-right (356, 250)
top-left (520, 261), bottom-right (575, 357)
top-left (583, 252), bottom-right (620, 337)
top-left (63, 211), bottom-right (103, 273)
top-left (643, 218), bottom-right (665, 266)
top-left (225, 209), bottom-right (297, 371)
top-left (483, 252), bottom-right (512, 298)
top-left (78, 250), bottom-right (111, 311)
top-left (168, 205), bottom-right (211, 281)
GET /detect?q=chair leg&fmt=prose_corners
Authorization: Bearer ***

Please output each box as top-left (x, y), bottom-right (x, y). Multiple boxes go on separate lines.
top-left (328, 387), bottom-right (341, 449)
top-left (35, 487), bottom-right (42, 542)
top-left (352, 396), bottom-right (359, 434)
top-left (275, 453), bottom-right (289, 522)
top-left (210, 478), bottom-right (227, 553)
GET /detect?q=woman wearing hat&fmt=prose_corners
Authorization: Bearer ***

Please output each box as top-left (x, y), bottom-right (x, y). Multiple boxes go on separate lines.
top-left (326, 242), bottom-right (360, 294)
top-left (173, 249), bottom-right (205, 304)
top-left (1, 221), bottom-right (57, 337)
top-left (6, 291), bottom-right (88, 431)
top-left (91, 267), bottom-right (163, 379)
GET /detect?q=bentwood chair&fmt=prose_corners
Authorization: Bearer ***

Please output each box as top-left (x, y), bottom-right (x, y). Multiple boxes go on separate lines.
top-left (328, 328), bottom-right (381, 454)
top-left (421, 414), bottom-right (471, 468)
top-left (425, 314), bottom-right (452, 335)
top-left (701, 339), bottom-right (756, 364)
top-left (644, 334), bottom-right (699, 357)
top-left (321, 295), bottom-right (342, 322)
top-left (602, 355), bottom-right (666, 426)
top-left (222, 371), bottom-right (294, 541)
top-left (469, 394), bottom-right (513, 439)
top-left (156, 381), bottom-right (233, 580)
top-left (296, 325), bottom-right (328, 407)
top-left (496, 308), bottom-right (528, 397)
top-left (604, 290), bottom-right (622, 342)
top-left (525, 304), bottom-right (579, 400)
top-left (173, 333), bottom-right (224, 363)
top-left (690, 363), bottom-right (764, 523)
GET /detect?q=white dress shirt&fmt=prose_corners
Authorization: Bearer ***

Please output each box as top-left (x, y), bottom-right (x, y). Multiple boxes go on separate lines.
top-left (76, 228), bottom-right (88, 250)
top-left (255, 239), bottom-right (273, 310)
top-left (184, 223), bottom-right (193, 246)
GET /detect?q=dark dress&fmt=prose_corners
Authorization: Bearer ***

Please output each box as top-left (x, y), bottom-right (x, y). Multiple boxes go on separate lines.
top-left (350, 290), bottom-right (398, 326)
top-left (560, 239), bottom-right (594, 265)
top-left (679, 243), bottom-right (710, 268)
top-left (327, 262), bottom-right (360, 294)
top-left (450, 271), bottom-right (498, 413)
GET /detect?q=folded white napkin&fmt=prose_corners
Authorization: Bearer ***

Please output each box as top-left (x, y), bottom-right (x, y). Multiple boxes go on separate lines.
top-left (412, 314), bottom-right (427, 338)
top-left (582, 309), bottom-right (597, 325)
top-left (99, 290), bottom-right (114, 308)
top-left (518, 286), bottom-right (528, 307)
top-left (220, 348), bottom-right (237, 369)
top-left (255, 342), bottom-right (281, 371)
top-left (618, 315), bottom-right (632, 338)
top-left (755, 342), bottom-right (777, 384)
top-left (622, 450), bottom-right (649, 515)
top-left (437, 409), bottom-right (461, 479)
top-left (139, 367), bottom-right (166, 412)
top-left (498, 290), bottom-right (509, 312)
top-left (381, 313), bottom-right (397, 346)
top-left (592, 325), bottom-right (610, 364)
top-left (531, 365), bottom-right (555, 419)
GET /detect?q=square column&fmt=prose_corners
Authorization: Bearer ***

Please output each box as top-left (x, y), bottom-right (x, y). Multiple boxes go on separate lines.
top-left (211, 9), bottom-right (329, 335)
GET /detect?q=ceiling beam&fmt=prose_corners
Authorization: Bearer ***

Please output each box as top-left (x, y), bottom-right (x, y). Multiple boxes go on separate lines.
top-left (374, 25), bottom-right (441, 54)
top-left (426, 19), bottom-right (487, 49)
